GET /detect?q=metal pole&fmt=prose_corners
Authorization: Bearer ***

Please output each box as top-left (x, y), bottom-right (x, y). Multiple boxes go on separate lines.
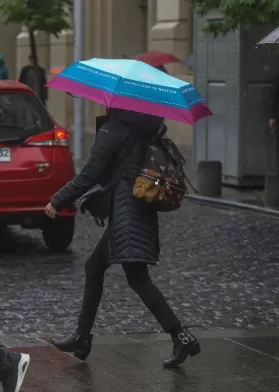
top-left (73, 0), bottom-right (85, 162)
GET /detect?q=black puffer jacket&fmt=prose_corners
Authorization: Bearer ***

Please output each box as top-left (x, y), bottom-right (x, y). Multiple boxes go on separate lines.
top-left (51, 109), bottom-right (163, 265)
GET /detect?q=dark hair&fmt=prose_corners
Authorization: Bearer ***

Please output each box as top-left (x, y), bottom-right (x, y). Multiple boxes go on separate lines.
top-left (156, 65), bottom-right (169, 74)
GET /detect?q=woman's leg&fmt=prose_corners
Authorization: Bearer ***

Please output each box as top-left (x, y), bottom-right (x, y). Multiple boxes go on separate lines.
top-left (77, 230), bottom-right (110, 336)
top-left (51, 230), bottom-right (109, 360)
top-left (122, 263), bottom-right (200, 368)
top-left (122, 263), bottom-right (179, 332)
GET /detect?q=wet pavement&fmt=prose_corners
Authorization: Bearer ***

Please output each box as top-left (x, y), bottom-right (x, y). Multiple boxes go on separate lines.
top-left (1, 201), bottom-right (279, 336)
top-left (1, 199), bottom-right (279, 390)
top-left (2, 329), bottom-right (279, 391)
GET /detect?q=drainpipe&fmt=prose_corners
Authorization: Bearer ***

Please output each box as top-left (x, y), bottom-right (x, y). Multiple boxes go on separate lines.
top-left (73, 0), bottom-right (85, 162)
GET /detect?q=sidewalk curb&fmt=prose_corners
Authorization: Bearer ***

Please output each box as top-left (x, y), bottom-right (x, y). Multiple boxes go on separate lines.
top-left (185, 194), bottom-right (279, 217)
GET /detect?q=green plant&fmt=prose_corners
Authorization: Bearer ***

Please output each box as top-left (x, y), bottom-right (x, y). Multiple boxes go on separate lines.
top-left (191, 0), bottom-right (279, 36)
top-left (0, 0), bottom-right (73, 64)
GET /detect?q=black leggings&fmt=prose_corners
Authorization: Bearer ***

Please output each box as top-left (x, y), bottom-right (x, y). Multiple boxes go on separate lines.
top-left (77, 232), bottom-right (180, 336)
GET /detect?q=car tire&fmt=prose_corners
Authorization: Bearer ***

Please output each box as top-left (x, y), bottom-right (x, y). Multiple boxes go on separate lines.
top-left (42, 217), bottom-right (75, 251)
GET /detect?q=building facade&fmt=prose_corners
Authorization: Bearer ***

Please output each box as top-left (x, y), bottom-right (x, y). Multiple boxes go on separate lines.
top-left (1, 0), bottom-right (193, 157)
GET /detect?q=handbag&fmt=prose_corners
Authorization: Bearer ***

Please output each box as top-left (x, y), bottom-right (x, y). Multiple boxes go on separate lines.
top-left (77, 183), bottom-right (112, 221)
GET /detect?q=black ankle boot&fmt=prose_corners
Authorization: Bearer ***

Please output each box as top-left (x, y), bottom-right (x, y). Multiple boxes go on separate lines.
top-left (163, 327), bottom-right (200, 369)
top-left (51, 332), bottom-right (93, 361)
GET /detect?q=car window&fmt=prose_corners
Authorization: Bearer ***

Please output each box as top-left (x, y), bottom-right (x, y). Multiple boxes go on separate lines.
top-left (0, 92), bottom-right (54, 139)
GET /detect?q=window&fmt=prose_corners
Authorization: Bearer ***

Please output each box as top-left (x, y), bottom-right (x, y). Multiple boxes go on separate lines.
top-left (0, 92), bottom-right (54, 140)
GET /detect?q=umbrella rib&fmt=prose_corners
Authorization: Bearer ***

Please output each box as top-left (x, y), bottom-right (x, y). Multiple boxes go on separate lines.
top-left (108, 60), bottom-right (139, 107)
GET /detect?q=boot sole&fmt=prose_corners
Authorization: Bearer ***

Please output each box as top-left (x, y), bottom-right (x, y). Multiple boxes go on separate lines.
top-left (74, 350), bottom-right (91, 361)
top-left (190, 342), bottom-right (201, 357)
top-left (163, 342), bottom-right (201, 369)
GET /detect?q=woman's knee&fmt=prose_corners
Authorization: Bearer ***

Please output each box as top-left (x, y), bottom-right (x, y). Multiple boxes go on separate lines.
top-left (123, 264), bottom-right (151, 292)
top-left (84, 256), bottom-right (107, 280)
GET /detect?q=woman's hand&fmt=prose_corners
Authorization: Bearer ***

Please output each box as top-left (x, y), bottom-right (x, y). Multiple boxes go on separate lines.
top-left (45, 203), bottom-right (57, 219)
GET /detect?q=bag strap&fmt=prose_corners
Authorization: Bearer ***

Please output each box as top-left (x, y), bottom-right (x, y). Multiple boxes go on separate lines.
top-left (105, 120), bottom-right (165, 192)
top-left (105, 133), bottom-right (140, 192)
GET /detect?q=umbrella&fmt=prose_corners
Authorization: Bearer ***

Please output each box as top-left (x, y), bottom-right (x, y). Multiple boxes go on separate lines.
top-left (47, 58), bottom-right (212, 125)
top-left (134, 51), bottom-right (180, 67)
top-left (258, 27), bottom-right (279, 45)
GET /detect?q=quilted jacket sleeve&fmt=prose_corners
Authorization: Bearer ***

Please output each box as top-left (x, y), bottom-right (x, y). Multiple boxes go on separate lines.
top-left (51, 124), bottom-right (129, 211)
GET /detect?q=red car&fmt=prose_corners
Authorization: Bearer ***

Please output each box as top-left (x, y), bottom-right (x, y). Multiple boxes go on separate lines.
top-left (0, 80), bottom-right (76, 250)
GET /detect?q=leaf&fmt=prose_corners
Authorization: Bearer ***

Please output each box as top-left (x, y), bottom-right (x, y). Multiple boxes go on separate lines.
top-left (191, 0), bottom-right (279, 35)
top-left (0, 0), bottom-right (73, 35)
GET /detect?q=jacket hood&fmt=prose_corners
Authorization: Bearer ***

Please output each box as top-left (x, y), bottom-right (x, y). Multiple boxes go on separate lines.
top-left (107, 108), bottom-right (163, 135)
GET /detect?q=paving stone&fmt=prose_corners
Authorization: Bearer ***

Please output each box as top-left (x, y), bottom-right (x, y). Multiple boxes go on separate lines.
top-left (1, 202), bottom-right (279, 336)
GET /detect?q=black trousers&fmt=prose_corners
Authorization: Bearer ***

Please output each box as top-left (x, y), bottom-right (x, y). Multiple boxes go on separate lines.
top-left (77, 231), bottom-right (180, 336)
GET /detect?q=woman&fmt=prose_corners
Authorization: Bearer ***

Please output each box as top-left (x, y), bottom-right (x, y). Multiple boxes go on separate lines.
top-left (45, 109), bottom-right (200, 368)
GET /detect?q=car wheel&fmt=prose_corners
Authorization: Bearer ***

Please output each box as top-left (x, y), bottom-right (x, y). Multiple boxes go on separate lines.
top-left (42, 217), bottom-right (75, 251)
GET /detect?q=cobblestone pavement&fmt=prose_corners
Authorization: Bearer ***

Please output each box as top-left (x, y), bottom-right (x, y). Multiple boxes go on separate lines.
top-left (1, 202), bottom-right (279, 336)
